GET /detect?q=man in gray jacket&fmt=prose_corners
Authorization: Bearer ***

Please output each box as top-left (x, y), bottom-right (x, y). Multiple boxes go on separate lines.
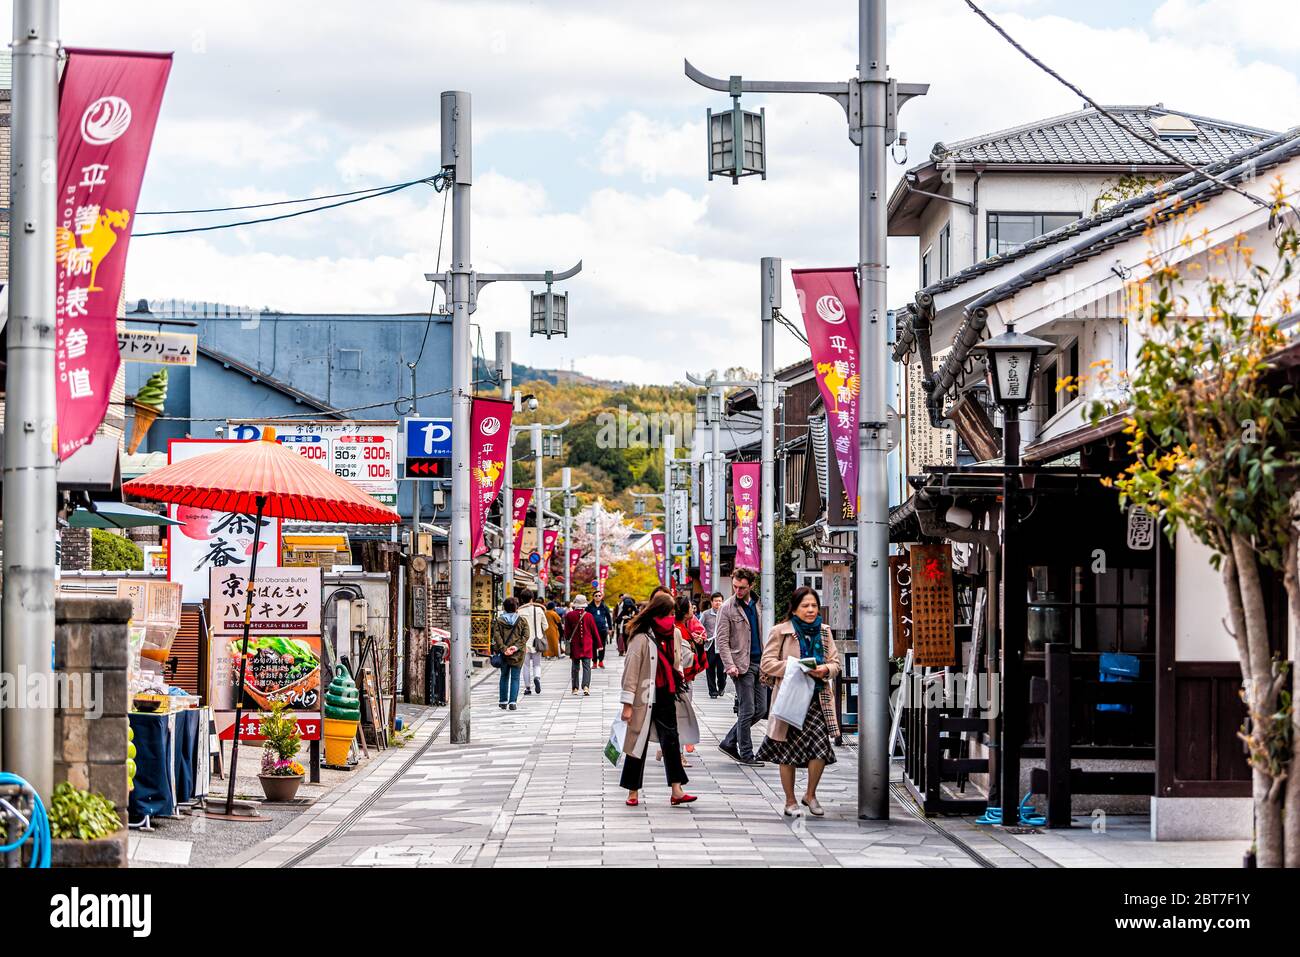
top-left (715, 567), bottom-right (765, 766)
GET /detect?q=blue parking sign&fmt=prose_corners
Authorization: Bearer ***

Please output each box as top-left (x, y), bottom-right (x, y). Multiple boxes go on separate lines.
top-left (404, 417), bottom-right (453, 458)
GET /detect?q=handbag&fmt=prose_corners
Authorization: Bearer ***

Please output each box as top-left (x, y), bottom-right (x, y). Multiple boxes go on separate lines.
top-left (770, 657), bottom-right (816, 730)
top-left (489, 651), bottom-right (505, 669)
top-left (603, 718), bottom-right (628, 766)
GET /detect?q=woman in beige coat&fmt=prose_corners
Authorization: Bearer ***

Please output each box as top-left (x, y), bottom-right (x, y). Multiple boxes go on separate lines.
top-left (757, 586), bottom-right (841, 816)
top-left (618, 592), bottom-right (698, 807)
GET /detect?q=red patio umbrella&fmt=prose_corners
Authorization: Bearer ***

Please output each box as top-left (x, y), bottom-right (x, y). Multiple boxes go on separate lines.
top-left (123, 429), bottom-right (399, 815)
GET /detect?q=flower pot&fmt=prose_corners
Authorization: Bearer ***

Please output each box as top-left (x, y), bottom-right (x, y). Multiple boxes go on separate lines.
top-left (322, 717), bottom-right (359, 767)
top-left (258, 773), bottom-right (304, 802)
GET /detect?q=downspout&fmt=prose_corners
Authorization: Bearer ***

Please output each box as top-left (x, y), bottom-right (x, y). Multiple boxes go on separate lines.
top-left (971, 166), bottom-right (983, 267)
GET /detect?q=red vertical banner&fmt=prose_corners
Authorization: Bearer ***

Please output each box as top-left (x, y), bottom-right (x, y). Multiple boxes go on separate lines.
top-left (651, 532), bottom-right (666, 587)
top-left (568, 547), bottom-right (581, 580)
top-left (599, 564), bottom-right (611, 589)
top-left (469, 397), bottom-right (513, 558)
top-left (792, 268), bottom-right (861, 519)
top-left (510, 489), bottom-right (533, 567)
top-left (539, 528), bottom-right (559, 586)
top-left (732, 462), bottom-right (761, 570)
top-left (694, 525), bottom-right (713, 593)
top-left (56, 49), bottom-right (172, 460)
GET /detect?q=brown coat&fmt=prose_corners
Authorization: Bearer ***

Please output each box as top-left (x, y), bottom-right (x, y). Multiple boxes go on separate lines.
top-left (491, 614), bottom-right (530, 668)
top-left (759, 620), bottom-right (841, 743)
top-left (544, 608), bottom-right (562, 657)
top-left (714, 594), bottom-right (762, 674)
top-left (619, 630), bottom-right (698, 758)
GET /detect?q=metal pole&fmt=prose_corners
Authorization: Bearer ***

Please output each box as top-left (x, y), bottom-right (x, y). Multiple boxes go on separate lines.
top-left (442, 90), bottom-right (473, 745)
top-left (999, 405), bottom-right (1023, 825)
top-left (224, 495), bottom-right (266, 815)
top-left (532, 423), bottom-right (544, 594)
top-left (759, 257), bottom-right (778, 637)
top-left (497, 332), bottom-right (513, 596)
top-left (663, 432), bottom-right (675, 587)
top-left (712, 388), bottom-right (722, 595)
top-left (1, 0), bottom-right (58, 796)
top-left (409, 363), bottom-right (420, 553)
top-left (856, 0), bottom-right (891, 820)
top-left (562, 467), bottom-right (572, 602)
top-left (594, 500), bottom-right (602, 592)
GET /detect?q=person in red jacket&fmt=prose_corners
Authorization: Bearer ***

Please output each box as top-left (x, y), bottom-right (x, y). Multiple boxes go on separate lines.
top-left (563, 594), bottom-right (600, 696)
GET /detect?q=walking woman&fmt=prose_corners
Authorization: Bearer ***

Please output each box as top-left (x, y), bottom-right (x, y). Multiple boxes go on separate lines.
top-left (618, 592), bottom-right (698, 807)
top-left (756, 586), bottom-right (841, 816)
top-left (492, 596), bottom-right (530, 711)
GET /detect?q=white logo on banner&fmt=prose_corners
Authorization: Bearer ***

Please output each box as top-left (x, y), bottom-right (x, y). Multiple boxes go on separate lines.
top-left (81, 96), bottom-right (133, 145)
top-left (816, 295), bottom-right (846, 325)
top-left (480, 416), bottom-right (501, 436)
top-left (739, 474), bottom-right (754, 489)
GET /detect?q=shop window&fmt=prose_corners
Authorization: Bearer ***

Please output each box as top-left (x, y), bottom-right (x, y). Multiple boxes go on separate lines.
top-left (1027, 564), bottom-right (1153, 655)
top-left (987, 211), bottom-right (1080, 257)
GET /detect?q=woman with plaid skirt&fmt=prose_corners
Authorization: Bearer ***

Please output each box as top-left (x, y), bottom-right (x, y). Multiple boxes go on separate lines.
top-left (756, 586), bottom-right (841, 817)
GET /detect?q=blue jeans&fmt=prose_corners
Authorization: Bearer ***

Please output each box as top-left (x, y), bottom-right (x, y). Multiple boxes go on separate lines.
top-left (499, 664), bottom-right (521, 704)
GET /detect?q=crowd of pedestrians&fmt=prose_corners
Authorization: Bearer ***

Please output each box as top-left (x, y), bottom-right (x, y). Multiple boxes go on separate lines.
top-left (493, 568), bottom-right (842, 817)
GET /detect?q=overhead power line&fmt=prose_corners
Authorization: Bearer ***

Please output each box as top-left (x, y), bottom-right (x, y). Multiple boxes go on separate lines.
top-left (137, 177), bottom-right (441, 216)
top-left (962, 0), bottom-right (1273, 213)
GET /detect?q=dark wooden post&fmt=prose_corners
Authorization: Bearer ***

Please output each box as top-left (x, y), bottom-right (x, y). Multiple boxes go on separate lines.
top-left (1045, 641), bottom-right (1071, 827)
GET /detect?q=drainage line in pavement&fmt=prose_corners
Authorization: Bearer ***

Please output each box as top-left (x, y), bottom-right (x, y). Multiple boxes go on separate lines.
top-left (889, 782), bottom-right (996, 869)
top-left (279, 669), bottom-right (493, 868)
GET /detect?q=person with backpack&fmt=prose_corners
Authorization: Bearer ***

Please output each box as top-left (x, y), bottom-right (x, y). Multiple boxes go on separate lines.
top-left (563, 594), bottom-right (601, 696)
top-left (491, 596), bottom-right (530, 711)
top-left (590, 592), bottom-right (612, 669)
top-left (518, 589), bottom-right (549, 696)
top-left (614, 594), bottom-right (637, 655)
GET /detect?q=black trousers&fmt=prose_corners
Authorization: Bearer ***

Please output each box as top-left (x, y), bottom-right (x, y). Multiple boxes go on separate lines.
top-left (620, 691), bottom-right (688, 791)
top-left (594, 637), bottom-right (606, 663)
top-left (706, 647), bottom-right (726, 697)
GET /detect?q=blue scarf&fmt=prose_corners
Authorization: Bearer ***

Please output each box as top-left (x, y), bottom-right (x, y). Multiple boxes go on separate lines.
top-left (791, 615), bottom-right (825, 665)
top-left (500, 612), bottom-right (519, 626)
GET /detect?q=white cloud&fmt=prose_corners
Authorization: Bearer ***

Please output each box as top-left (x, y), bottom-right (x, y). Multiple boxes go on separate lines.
top-left (597, 112), bottom-right (700, 182)
top-left (1152, 0), bottom-right (1300, 54)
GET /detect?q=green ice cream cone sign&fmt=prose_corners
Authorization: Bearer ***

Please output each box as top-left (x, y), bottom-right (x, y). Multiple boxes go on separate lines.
top-left (129, 368), bottom-right (169, 453)
top-left (323, 665), bottom-right (361, 766)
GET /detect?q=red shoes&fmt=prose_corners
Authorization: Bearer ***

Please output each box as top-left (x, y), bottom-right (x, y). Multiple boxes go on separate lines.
top-left (625, 796), bottom-right (639, 806)
top-left (670, 793), bottom-right (698, 806)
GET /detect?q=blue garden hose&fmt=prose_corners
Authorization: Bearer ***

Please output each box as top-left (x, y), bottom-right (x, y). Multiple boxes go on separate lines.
top-left (0, 773), bottom-right (52, 868)
top-left (975, 791), bottom-right (1048, 827)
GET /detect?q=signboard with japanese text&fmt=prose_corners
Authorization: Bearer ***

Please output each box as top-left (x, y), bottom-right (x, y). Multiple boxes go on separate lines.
top-left (671, 488), bottom-right (690, 549)
top-left (731, 462), bottom-right (761, 569)
top-left (511, 489), bottom-right (533, 567)
top-left (210, 566), bottom-right (322, 635)
top-left (469, 398), bottom-right (513, 558)
top-left (905, 353), bottom-right (958, 479)
top-left (117, 328), bottom-right (197, 365)
top-left (652, 532), bottom-right (667, 587)
top-left (824, 563), bottom-right (852, 631)
top-left (694, 525), bottom-right (713, 593)
top-left (229, 420), bottom-right (398, 505)
top-left (55, 49), bottom-right (172, 460)
top-left (889, 554), bottom-right (913, 658)
top-left (165, 439), bottom-right (281, 603)
top-left (909, 544), bottom-right (955, 667)
top-left (115, 578), bottom-right (182, 645)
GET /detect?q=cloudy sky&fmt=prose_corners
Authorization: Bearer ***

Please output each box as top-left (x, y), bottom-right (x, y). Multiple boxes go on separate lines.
top-left (27, 0), bottom-right (1300, 383)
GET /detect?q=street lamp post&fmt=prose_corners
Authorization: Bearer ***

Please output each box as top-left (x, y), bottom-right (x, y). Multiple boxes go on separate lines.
top-left (685, 0), bottom-right (928, 820)
top-left (662, 432), bottom-right (675, 588)
top-left (561, 467), bottom-right (572, 603)
top-left (432, 90), bottom-right (580, 745)
top-left (497, 332), bottom-right (514, 597)
top-left (972, 322), bottom-right (1053, 826)
top-left (759, 257), bottom-right (778, 639)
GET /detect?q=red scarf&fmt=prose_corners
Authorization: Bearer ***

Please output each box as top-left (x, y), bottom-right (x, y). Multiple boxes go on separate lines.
top-left (651, 624), bottom-right (680, 694)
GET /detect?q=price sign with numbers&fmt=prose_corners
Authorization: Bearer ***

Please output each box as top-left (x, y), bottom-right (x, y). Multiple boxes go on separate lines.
top-left (228, 420), bottom-right (398, 502)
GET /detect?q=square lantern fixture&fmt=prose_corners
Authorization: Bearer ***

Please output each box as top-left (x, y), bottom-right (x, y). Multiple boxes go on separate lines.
top-left (696, 391), bottom-right (722, 424)
top-left (542, 434), bottom-right (563, 458)
top-left (530, 274), bottom-right (568, 339)
top-left (563, 494), bottom-right (578, 511)
top-left (708, 92), bottom-right (766, 185)
top-left (970, 325), bottom-right (1055, 407)
top-left (633, 498), bottom-right (646, 517)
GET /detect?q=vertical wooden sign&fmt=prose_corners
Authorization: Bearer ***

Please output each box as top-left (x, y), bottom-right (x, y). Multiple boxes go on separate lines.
top-left (909, 543), bottom-right (956, 667)
top-left (889, 554), bottom-right (912, 658)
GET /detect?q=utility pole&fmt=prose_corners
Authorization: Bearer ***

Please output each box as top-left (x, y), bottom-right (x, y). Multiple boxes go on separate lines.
top-left (593, 499), bottom-right (602, 592)
top-left (759, 257), bottom-right (778, 639)
top-left (408, 361), bottom-right (421, 555)
top-left (662, 432), bottom-right (675, 588)
top-left (434, 90), bottom-right (580, 744)
top-left (711, 387), bottom-right (723, 596)
top-left (561, 466), bottom-right (572, 603)
top-left (685, 0), bottom-right (925, 820)
top-left (496, 332), bottom-right (514, 597)
top-left (2, 0), bottom-right (58, 796)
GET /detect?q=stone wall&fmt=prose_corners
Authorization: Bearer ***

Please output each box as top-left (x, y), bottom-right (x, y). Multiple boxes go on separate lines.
top-left (61, 526), bottom-right (92, 571)
top-left (54, 595), bottom-right (131, 825)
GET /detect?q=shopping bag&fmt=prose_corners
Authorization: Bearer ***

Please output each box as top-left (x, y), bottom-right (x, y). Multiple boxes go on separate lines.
top-left (769, 657), bottom-right (816, 730)
top-left (604, 718), bottom-right (628, 766)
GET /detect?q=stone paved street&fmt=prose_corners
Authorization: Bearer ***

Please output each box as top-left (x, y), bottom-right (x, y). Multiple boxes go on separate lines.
top-left (229, 654), bottom-right (1243, 869)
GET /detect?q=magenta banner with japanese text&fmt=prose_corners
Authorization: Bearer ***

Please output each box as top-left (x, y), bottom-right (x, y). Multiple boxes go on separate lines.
top-left (56, 49), bottom-right (172, 459)
top-left (470, 397), bottom-right (513, 558)
top-left (539, 528), bottom-right (558, 585)
top-left (792, 267), bottom-right (860, 519)
top-left (569, 547), bottom-right (581, 580)
top-left (731, 462), bottom-right (760, 570)
top-left (651, 532), bottom-right (666, 587)
top-left (510, 488), bottom-right (533, 567)
top-left (599, 564), bottom-right (610, 588)
top-left (694, 524), bottom-right (713, 593)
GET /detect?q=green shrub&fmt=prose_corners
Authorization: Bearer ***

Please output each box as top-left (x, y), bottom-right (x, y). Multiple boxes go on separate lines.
top-left (48, 782), bottom-right (121, 840)
top-left (90, 528), bottom-right (143, 571)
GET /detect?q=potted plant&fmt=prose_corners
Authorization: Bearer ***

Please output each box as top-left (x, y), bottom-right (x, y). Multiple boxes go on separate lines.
top-left (257, 701), bottom-right (305, 802)
top-left (48, 782), bottom-right (127, 868)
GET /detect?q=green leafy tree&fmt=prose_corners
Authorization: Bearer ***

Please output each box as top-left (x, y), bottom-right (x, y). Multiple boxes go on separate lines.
top-left (1086, 188), bottom-right (1300, 867)
top-left (90, 529), bottom-right (143, 571)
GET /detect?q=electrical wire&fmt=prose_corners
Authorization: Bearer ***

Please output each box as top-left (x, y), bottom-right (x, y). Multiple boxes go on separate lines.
top-left (135, 386), bottom-right (455, 423)
top-left (962, 0), bottom-right (1273, 213)
top-left (137, 177), bottom-right (443, 216)
top-left (134, 172), bottom-right (452, 238)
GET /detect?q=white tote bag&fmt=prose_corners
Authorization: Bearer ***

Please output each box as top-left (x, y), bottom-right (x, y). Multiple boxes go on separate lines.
top-left (604, 718), bottom-right (628, 766)
top-left (769, 656), bottom-right (816, 730)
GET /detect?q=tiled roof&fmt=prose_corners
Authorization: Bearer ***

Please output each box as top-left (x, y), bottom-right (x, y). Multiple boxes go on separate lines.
top-left (932, 105), bottom-right (1273, 167)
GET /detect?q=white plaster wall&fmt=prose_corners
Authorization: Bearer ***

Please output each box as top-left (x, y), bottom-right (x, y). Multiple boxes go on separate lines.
top-left (1174, 527), bottom-right (1236, 662)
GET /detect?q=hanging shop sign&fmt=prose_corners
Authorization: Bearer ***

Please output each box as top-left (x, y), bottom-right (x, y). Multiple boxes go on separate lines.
top-left (731, 462), bottom-right (761, 569)
top-left (824, 563), bottom-right (852, 631)
top-left (230, 420), bottom-right (398, 506)
top-left (905, 352), bottom-right (958, 478)
top-left (210, 566), bottom-right (322, 635)
top-left (166, 439), bottom-right (281, 603)
top-left (889, 554), bottom-right (913, 658)
top-left (909, 543), bottom-right (955, 667)
top-left (117, 328), bottom-right (197, 366)
top-left (793, 267), bottom-right (860, 520)
top-left (1126, 506), bottom-right (1156, 551)
top-left (55, 49), bottom-right (172, 460)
